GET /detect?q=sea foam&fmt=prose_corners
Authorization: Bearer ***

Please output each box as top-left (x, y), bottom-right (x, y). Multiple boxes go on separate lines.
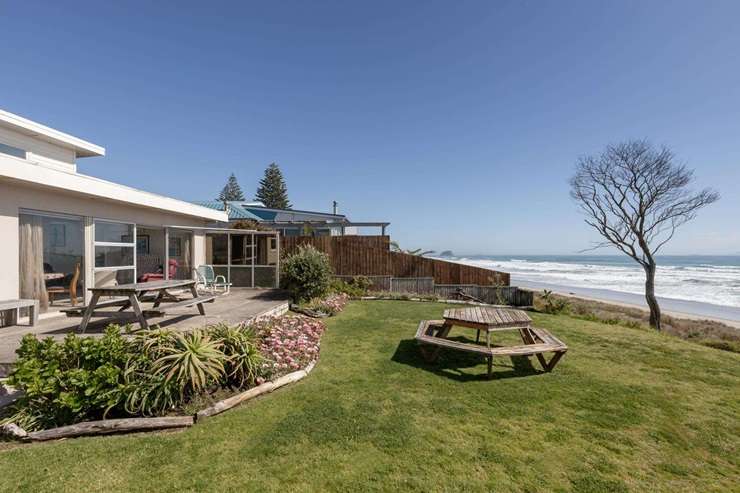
top-left (445, 256), bottom-right (740, 308)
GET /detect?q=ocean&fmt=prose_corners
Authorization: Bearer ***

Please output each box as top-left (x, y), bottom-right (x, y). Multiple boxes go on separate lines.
top-left (443, 255), bottom-right (740, 310)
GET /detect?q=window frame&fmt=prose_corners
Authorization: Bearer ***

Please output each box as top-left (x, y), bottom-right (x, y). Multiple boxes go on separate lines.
top-left (93, 219), bottom-right (136, 285)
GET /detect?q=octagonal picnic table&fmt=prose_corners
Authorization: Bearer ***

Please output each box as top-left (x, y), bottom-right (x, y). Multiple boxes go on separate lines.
top-left (415, 306), bottom-right (568, 378)
top-left (441, 306), bottom-right (533, 348)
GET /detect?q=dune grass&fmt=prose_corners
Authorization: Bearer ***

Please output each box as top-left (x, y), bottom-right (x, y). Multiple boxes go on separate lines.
top-left (1, 300), bottom-right (739, 492)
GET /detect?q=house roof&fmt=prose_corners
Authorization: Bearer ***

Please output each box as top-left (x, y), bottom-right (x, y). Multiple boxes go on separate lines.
top-left (192, 201), bottom-right (347, 223)
top-left (191, 201), bottom-right (262, 221)
top-left (0, 109), bottom-right (105, 158)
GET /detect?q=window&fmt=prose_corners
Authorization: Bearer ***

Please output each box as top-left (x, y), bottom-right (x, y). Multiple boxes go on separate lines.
top-left (95, 221), bottom-right (133, 243)
top-left (94, 220), bottom-right (135, 287)
top-left (0, 142), bottom-right (26, 159)
top-left (18, 211), bottom-right (84, 312)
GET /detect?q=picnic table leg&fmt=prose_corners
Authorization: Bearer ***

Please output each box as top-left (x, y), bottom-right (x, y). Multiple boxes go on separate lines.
top-left (79, 293), bottom-right (100, 333)
top-left (545, 351), bottom-right (566, 372)
top-left (189, 284), bottom-right (206, 315)
top-left (152, 289), bottom-right (169, 308)
top-left (128, 294), bottom-right (149, 330)
top-left (436, 322), bottom-right (452, 338)
top-left (519, 327), bottom-right (549, 371)
top-left (487, 355), bottom-right (493, 379)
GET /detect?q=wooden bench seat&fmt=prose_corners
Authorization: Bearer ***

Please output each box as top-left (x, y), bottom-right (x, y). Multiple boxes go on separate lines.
top-left (142, 295), bottom-right (216, 317)
top-left (414, 319), bottom-right (567, 377)
top-left (61, 298), bottom-right (130, 317)
top-left (530, 327), bottom-right (567, 349)
top-left (0, 299), bottom-right (39, 326)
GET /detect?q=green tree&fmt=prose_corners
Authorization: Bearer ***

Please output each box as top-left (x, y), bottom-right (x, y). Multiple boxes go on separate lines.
top-left (217, 173), bottom-right (245, 201)
top-left (255, 163), bottom-right (291, 209)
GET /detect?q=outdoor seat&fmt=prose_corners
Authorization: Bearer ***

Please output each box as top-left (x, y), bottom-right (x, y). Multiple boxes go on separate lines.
top-left (194, 265), bottom-right (231, 294)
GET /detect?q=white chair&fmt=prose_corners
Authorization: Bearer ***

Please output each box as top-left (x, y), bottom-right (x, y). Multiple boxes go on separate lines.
top-left (194, 265), bottom-right (232, 294)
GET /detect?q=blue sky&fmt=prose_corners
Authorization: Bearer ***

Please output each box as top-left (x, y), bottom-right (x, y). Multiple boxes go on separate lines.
top-left (2, 1), bottom-right (739, 255)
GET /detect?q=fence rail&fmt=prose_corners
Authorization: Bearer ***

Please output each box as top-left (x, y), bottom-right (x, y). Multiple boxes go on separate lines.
top-left (332, 275), bottom-right (534, 306)
top-left (282, 236), bottom-right (510, 286)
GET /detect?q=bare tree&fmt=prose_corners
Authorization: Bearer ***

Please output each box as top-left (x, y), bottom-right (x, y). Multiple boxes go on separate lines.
top-left (570, 140), bottom-right (719, 331)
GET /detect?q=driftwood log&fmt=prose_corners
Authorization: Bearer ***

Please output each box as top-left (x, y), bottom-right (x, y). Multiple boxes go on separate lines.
top-left (289, 304), bottom-right (330, 318)
top-left (197, 359), bottom-right (317, 420)
top-left (26, 416), bottom-right (194, 442)
top-left (1, 422), bottom-right (28, 440)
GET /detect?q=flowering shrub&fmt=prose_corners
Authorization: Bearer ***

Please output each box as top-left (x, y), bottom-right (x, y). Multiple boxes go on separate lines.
top-left (307, 292), bottom-right (349, 315)
top-left (253, 315), bottom-right (326, 380)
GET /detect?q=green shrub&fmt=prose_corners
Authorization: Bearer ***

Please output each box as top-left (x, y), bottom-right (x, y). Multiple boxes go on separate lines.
top-left (1, 322), bottom-right (274, 430)
top-left (281, 245), bottom-right (333, 302)
top-left (539, 290), bottom-right (570, 314)
top-left (4, 326), bottom-right (130, 430)
top-left (329, 275), bottom-right (373, 297)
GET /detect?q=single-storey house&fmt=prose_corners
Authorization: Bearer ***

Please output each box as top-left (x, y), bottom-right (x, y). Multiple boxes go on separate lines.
top-left (193, 200), bottom-right (390, 237)
top-left (0, 109), bottom-right (279, 317)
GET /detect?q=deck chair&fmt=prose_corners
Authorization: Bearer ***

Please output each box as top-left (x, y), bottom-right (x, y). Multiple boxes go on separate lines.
top-left (194, 265), bottom-right (231, 294)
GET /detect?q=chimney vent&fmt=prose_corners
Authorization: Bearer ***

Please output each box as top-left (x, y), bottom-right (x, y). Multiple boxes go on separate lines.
top-left (332, 200), bottom-right (338, 215)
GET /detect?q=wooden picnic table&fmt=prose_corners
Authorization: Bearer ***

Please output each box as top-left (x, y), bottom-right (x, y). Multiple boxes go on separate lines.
top-left (65, 279), bottom-right (215, 333)
top-left (415, 306), bottom-right (567, 378)
top-left (442, 306), bottom-right (533, 348)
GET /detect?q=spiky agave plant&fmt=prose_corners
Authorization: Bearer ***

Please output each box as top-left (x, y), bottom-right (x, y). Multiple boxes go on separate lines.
top-left (153, 329), bottom-right (227, 396)
top-left (209, 324), bottom-right (265, 388)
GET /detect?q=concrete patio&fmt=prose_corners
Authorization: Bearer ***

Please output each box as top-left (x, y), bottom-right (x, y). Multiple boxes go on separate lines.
top-left (0, 288), bottom-right (289, 377)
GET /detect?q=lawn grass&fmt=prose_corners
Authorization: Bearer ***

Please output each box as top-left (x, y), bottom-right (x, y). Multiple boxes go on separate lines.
top-left (1, 300), bottom-right (739, 492)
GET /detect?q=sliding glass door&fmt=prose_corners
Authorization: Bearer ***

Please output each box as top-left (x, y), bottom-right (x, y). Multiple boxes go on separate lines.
top-left (18, 211), bottom-right (85, 312)
top-left (168, 229), bottom-right (193, 280)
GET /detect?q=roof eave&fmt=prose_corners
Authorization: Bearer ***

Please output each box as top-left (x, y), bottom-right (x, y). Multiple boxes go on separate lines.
top-left (0, 109), bottom-right (105, 158)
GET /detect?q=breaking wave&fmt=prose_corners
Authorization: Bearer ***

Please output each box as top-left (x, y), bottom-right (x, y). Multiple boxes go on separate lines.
top-left (442, 256), bottom-right (740, 308)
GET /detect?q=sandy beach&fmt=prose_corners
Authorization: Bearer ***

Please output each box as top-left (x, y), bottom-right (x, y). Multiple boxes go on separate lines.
top-left (515, 279), bottom-right (740, 329)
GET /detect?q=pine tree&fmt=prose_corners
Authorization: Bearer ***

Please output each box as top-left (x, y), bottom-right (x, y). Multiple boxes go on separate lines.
top-left (217, 173), bottom-right (245, 201)
top-left (255, 163), bottom-right (291, 209)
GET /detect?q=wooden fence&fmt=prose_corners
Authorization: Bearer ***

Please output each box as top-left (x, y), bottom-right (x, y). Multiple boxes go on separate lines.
top-left (434, 284), bottom-right (534, 306)
top-left (282, 236), bottom-right (510, 286)
top-left (333, 275), bottom-right (533, 306)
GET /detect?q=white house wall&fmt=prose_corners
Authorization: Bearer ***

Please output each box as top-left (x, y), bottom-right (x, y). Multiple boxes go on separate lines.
top-left (0, 180), bottom-right (211, 300)
top-left (0, 125), bottom-right (77, 172)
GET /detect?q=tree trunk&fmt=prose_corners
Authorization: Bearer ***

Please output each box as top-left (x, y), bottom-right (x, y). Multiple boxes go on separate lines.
top-left (643, 263), bottom-right (661, 331)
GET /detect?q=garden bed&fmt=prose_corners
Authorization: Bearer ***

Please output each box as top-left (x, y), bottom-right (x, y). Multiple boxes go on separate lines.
top-left (1, 310), bottom-right (333, 442)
